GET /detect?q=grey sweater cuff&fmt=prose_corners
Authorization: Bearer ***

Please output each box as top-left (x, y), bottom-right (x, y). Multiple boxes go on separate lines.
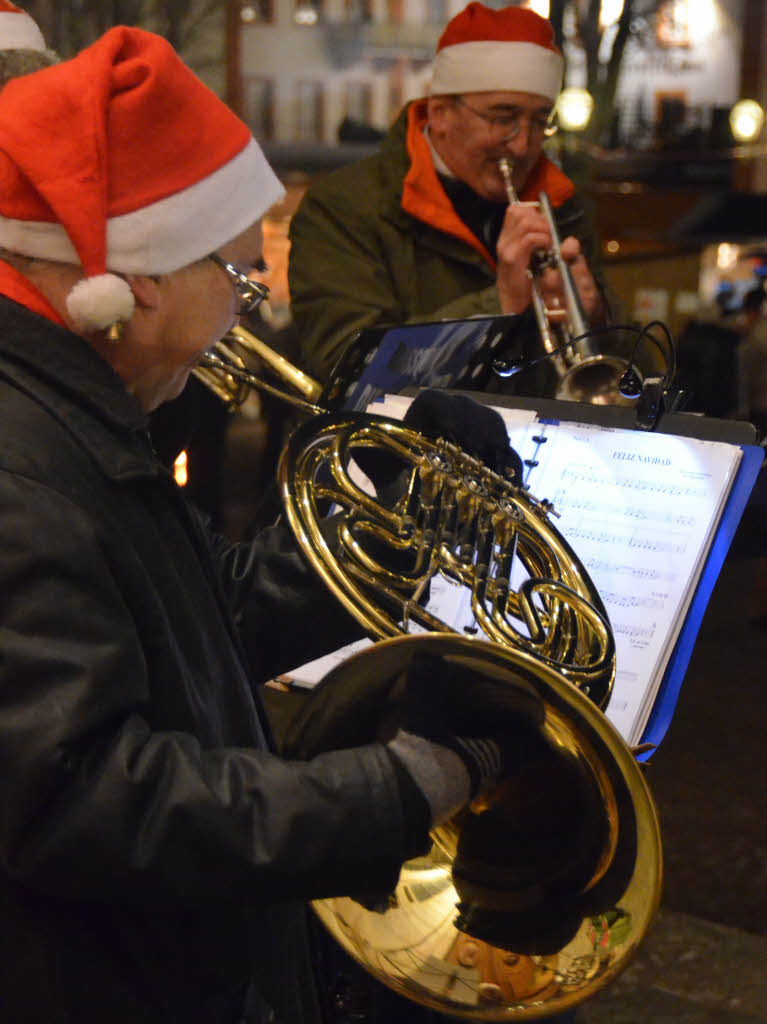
top-left (387, 730), bottom-right (471, 826)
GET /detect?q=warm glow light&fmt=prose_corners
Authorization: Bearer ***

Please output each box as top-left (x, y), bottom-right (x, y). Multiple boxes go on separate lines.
top-left (716, 243), bottom-right (740, 271)
top-left (729, 100), bottom-right (765, 143)
top-left (557, 88), bottom-right (594, 132)
top-left (606, 239), bottom-right (620, 254)
top-left (293, 3), bottom-right (318, 25)
top-left (600, 0), bottom-right (624, 27)
top-left (524, 0), bottom-right (549, 17)
top-left (688, 0), bottom-right (716, 45)
top-left (240, 4), bottom-right (257, 22)
top-left (174, 450), bottom-right (188, 487)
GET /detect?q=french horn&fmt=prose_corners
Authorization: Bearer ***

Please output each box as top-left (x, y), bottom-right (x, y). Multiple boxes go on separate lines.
top-left (193, 326), bottom-right (662, 1020)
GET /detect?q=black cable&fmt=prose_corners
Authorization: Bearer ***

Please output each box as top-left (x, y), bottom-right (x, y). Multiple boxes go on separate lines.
top-left (493, 320), bottom-right (677, 398)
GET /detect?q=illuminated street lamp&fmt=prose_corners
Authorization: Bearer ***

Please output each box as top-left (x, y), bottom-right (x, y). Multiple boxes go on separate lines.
top-left (524, 1), bottom-right (550, 16)
top-left (729, 100), bottom-right (765, 143)
top-left (557, 88), bottom-right (594, 132)
top-left (293, 1), bottom-right (318, 25)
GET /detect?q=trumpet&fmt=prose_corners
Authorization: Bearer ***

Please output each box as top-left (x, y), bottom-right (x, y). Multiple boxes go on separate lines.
top-left (498, 158), bottom-right (636, 406)
top-left (193, 324), bottom-right (661, 1020)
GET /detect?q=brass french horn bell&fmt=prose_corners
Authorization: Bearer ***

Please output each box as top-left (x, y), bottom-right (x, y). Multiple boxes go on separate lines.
top-left (284, 633), bottom-right (662, 1021)
top-left (192, 324), bottom-right (662, 1019)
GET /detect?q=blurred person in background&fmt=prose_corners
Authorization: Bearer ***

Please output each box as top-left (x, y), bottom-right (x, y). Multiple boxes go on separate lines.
top-left (676, 285), bottom-right (749, 421)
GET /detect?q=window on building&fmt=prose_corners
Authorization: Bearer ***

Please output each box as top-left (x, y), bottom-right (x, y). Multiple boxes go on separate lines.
top-left (388, 77), bottom-right (403, 124)
top-left (656, 0), bottom-right (690, 48)
top-left (345, 0), bottom-right (373, 20)
top-left (386, 0), bottom-right (404, 25)
top-left (243, 76), bottom-right (275, 140)
top-left (345, 81), bottom-right (372, 123)
top-left (427, 0), bottom-right (447, 25)
top-left (296, 81), bottom-right (324, 141)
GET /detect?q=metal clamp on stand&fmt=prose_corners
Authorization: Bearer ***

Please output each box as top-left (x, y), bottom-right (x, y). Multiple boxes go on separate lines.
top-left (634, 375), bottom-right (689, 431)
top-left (635, 375), bottom-right (665, 430)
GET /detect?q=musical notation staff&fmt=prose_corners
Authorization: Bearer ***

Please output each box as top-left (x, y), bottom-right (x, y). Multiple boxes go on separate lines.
top-left (494, 414), bottom-right (741, 744)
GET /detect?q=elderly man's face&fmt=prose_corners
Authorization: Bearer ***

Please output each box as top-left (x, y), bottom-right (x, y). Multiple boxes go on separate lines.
top-left (427, 91), bottom-right (555, 203)
top-left (116, 220), bottom-right (266, 412)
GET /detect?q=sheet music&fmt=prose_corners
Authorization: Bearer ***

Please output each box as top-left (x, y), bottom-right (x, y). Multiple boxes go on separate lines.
top-left (495, 416), bottom-right (741, 744)
top-left (273, 637), bottom-right (374, 689)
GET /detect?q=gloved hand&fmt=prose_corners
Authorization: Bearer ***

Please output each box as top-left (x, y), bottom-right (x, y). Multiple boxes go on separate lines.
top-left (386, 650), bottom-right (546, 826)
top-left (403, 389), bottom-right (524, 482)
top-left (353, 389), bottom-right (524, 499)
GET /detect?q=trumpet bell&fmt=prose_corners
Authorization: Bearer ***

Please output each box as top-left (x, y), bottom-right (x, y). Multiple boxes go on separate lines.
top-left (557, 353), bottom-right (639, 407)
top-left (284, 634), bottom-right (662, 1021)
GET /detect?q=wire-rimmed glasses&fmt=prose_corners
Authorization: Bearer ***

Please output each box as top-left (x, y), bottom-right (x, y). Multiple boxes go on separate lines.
top-left (208, 253), bottom-right (270, 317)
top-left (457, 98), bottom-right (558, 143)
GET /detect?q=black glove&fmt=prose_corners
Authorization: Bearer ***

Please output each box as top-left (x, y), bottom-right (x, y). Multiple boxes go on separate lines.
top-left (403, 389), bottom-right (524, 482)
top-left (386, 650), bottom-right (546, 825)
top-left (353, 389), bottom-right (524, 498)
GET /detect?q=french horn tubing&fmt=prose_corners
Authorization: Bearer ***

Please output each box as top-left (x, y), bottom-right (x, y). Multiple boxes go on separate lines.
top-left (193, 325), bottom-right (662, 1020)
top-left (498, 158), bottom-right (636, 407)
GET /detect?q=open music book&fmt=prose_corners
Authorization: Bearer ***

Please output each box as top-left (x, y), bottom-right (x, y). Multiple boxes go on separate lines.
top-left (275, 394), bottom-right (760, 751)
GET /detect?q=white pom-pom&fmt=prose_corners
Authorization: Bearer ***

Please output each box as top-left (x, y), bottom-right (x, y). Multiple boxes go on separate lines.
top-left (66, 274), bottom-right (135, 333)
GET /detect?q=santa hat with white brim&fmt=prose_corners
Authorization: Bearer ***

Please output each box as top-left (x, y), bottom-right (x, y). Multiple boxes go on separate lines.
top-left (0, 25), bottom-right (285, 333)
top-left (428, 2), bottom-right (563, 103)
top-left (0, 0), bottom-right (46, 52)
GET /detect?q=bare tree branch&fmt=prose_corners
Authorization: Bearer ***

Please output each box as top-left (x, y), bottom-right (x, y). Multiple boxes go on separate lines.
top-left (544, 1), bottom-right (667, 145)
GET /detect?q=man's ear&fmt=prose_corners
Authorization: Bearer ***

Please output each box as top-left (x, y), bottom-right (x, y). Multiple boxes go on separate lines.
top-left (426, 95), bottom-right (455, 137)
top-left (125, 274), bottom-right (162, 310)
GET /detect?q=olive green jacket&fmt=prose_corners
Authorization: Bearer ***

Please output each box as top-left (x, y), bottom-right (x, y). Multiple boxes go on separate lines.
top-left (288, 100), bottom-right (604, 388)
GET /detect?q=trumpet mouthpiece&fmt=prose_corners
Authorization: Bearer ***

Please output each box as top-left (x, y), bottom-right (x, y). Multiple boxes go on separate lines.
top-left (499, 158), bottom-right (516, 204)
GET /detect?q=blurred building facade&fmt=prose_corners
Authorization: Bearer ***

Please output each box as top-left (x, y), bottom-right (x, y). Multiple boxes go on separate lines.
top-left (232, 0), bottom-right (746, 151)
top-left (226, 0), bottom-right (767, 338)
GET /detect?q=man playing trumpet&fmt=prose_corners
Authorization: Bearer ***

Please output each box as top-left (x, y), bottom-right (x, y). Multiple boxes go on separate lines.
top-left (289, 2), bottom-right (608, 397)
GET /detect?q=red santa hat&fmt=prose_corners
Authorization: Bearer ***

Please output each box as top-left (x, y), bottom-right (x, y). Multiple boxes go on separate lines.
top-left (428, 2), bottom-right (563, 102)
top-left (0, 0), bottom-right (45, 51)
top-left (0, 25), bottom-right (285, 333)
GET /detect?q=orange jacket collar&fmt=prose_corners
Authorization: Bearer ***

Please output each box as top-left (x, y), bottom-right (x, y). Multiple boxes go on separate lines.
top-left (0, 261), bottom-right (66, 326)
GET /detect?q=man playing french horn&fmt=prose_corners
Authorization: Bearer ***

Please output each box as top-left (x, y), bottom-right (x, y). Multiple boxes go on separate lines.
top-left (0, 19), bottom-right (604, 1024)
top-left (288, 3), bottom-right (612, 398)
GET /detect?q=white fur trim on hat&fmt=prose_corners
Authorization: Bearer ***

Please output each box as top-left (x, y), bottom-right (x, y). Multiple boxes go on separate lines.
top-left (429, 40), bottom-right (563, 101)
top-left (0, 138), bottom-right (285, 275)
top-left (66, 274), bottom-right (135, 332)
top-left (0, 10), bottom-right (46, 51)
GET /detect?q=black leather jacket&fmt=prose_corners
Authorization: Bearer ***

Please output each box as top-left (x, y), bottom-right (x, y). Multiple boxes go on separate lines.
top-left (0, 297), bottom-right (420, 1023)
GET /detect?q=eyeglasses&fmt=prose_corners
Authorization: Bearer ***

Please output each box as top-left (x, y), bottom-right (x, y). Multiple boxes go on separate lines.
top-left (208, 253), bottom-right (270, 316)
top-left (456, 98), bottom-right (558, 142)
